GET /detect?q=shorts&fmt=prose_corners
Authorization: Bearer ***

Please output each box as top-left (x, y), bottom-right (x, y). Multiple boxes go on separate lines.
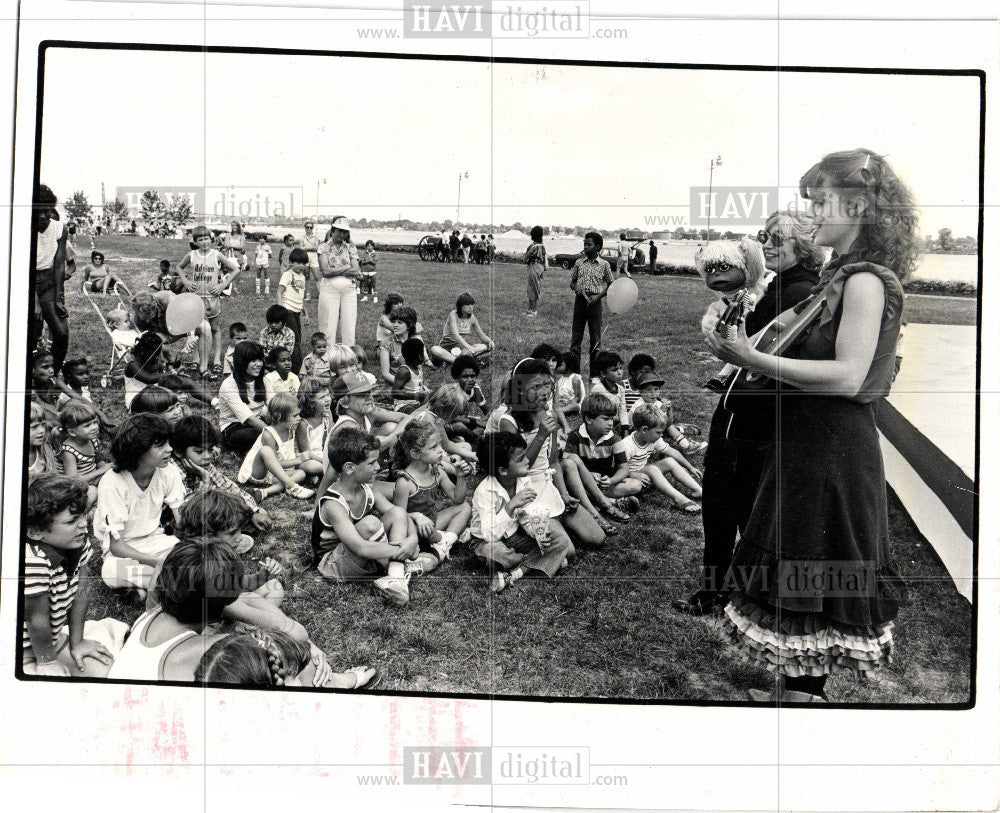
top-left (21, 618), bottom-right (129, 674)
top-left (101, 532), bottom-right (179, 590)
top-left (202, 295), bottom-right (222, 320)
top-left (316, 531), bottom-right (391, 582)
top-left (85, 278), bottom-right (108, 293)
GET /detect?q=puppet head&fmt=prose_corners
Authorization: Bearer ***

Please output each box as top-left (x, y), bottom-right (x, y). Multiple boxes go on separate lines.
top-left (695, 236), bottom-right (766, 294)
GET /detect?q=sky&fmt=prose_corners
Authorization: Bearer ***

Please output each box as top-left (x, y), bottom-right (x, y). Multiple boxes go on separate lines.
top-left (39, 48), bottom-right (981, 237)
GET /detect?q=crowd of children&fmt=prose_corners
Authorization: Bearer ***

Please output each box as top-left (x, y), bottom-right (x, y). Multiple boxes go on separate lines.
top-left (22, 229), bottom-right (707, 690)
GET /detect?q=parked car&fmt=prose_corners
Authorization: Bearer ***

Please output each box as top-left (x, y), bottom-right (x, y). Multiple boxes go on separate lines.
top-left (549, 244), bottom-right (646, 269)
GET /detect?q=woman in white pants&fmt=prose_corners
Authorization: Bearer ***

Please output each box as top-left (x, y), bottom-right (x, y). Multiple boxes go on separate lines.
top-left (316, 215), bottom-right (359, 347)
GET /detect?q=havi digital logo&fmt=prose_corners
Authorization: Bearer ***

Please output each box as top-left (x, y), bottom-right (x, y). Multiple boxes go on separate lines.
top-left (403, 1), bottom-right (491, 38)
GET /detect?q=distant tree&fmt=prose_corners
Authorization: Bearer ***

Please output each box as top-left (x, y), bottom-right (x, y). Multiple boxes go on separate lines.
top-left (106, 198), bottom-right (129, 225)
top-left (938, 227), bottom-right (954, 251)
top-left (923, 235), bottom-right (936, 252)
top-left (167, 194), bottom-right (193, 229)
top-left (64, 190), bottom-right (92, 221)
top-left (140, 189), bottom-right (167, 222)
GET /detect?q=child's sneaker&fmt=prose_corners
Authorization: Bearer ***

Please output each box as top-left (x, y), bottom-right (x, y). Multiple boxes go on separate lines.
top-left (431, 530), bottom-right (458, 562)
top-left (360, 295), bottom-right (369, 302)
top-left (615, 496), bottom-right (641, 514)
top-left (490, 571), bottom-right (515, 593)
top-left (373, 574), bottom-right (410, 606)
top-left (372, 296), bottom-right (379, 304)
top-left (404, 552), bottom-right (439, 578)
top-left (264, 282), bottom-right (270, 295)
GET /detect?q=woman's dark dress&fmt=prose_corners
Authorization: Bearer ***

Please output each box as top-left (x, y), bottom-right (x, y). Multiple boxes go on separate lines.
top-left (722, 259), bottom-right (908, 677)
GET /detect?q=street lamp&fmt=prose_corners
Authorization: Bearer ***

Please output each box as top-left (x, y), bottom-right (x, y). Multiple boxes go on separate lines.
top-left (706, 155), bottom-right (722, 242)
top-left (316, 178), bottom-right (327, 216)
top-left (456, 171), bottom-right (469, 225)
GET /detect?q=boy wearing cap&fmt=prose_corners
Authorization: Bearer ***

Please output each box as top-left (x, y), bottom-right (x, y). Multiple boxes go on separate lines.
top-left (628, 365), bottom-right (707, 454)
top-left (314, 370), bottom-right (410, 500)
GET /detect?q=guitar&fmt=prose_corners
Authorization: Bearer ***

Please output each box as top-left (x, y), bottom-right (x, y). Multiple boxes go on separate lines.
top-left (721, 292), bottom-right (827, 438)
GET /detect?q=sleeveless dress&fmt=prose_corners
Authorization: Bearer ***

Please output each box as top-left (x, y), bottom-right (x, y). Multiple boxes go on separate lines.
top-left (396, 469), bottom-right (446, 519)
top-left (106, 610), bottom-right (197, 681)
top-left (237, 426), bottom-right (297, 485)
top-left (302, 414), bottom-right (333, 455)
top-left (311, 484), bottom-right (389, 580)
top-left (59, 440), bottom-right (99, 477)
top-left (721, 259), bottom-right (907, 678)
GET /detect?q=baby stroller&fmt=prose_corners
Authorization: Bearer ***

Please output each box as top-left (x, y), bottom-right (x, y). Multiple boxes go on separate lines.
top-left (80, 282), bottom-right (136, 387)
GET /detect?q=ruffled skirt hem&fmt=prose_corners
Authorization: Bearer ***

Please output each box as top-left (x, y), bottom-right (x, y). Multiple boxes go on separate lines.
top-left (719, 596), bottom-right (894, 678)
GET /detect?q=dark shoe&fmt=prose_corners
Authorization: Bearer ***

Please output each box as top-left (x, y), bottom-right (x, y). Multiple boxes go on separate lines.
top-left (703, 377), bottom-right (728, 393)
top-left (671, 591), bottom-right (723, 616)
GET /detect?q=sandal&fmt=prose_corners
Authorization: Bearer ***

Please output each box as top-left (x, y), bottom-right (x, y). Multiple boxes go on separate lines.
top-left (287, 484), bottom-right (315, 500)
top-left (592, 512), bottom-right (619, 535)
top-left (211, 363), bottom-right (224, 376)
top-left (671, 500), bottom-right (701, 514)
top-left (602, 503), bottom-right (630, 521)
top-left (344, 666), bottom-right (382, 691)
top-left (199, 368), bottom-right (219, 382)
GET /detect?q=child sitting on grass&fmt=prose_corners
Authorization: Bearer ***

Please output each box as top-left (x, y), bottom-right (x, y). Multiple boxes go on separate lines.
top-left (149, 259), bottom-right (180, 293)
top-left (300, 332), bottom-right (332, 386)
top-left (171, 415), bottom-right (272, 530)
top-left (236, 392), bottom-right (316, 501)
top-left (311, 427), bottom-right (421, 606)
top-left (30, 350), bottom-right (62, 431)
top-left (258, 304), bottom-right (296, 360)
top-left (223, 322), bottom-right (249, 377)
top-left (429, 292), bottom-right (494, 366)
top-left (554, 351), bottom-right (586, 428)
top-left (263, 346), bottom-right (300, 402)
top-left (57, 401), bottom-right (111, 496)
top-left (392, 337), bottom-right (431, 410)
top-left (470, 432), bottom-right (573, 594)
top-left (22, 474), bottom-right (127, 677)
top-left (621, 404), bottom-right (702, 513)
top-left (124, 332), bottom-right (214, 410)
top-left (376, 294), bottom-right (423, 345)
top-left (195, 629), bottom-right (379, 690)
top-left (407, 384), bottom-right (479, 470)
top-left (94, 414), bottom-right (184, 598)
top-left (28, 402), bottom-right (60, 482)
top-left (560, 392), bottom-right (641, 534)
top-left (447, 354), bottom-right (487, 447)
top-left (129, 385), bottom-right (185, 425)
top-left (107, 540), bottom-right (244, 682)
top-left (58, 357), bottom-right (119, 432)
top-left (378, 305), bottom-right (419, 386)
top-left (629, 353), bottom-right (708, 452)
top-left (392, 420), bottom-right (470, 564)
top-left (588, 351), bottom-right (629, 431)
top-left (295, 378), bottom-right (334, 480)
top-left (152, 490), bottom-right (306, 643)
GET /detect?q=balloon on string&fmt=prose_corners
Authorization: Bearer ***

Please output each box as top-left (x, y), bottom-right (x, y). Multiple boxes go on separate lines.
top-left (165, 293), bottom-right (206, 335)
top-left (606, 277), bottom-right (639, 314)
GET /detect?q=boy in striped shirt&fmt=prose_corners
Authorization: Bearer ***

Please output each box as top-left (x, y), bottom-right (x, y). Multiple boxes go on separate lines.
top-left (561, 392), bottom-right (641, 526)
top-left (22, 474), bottom-right (125, 676)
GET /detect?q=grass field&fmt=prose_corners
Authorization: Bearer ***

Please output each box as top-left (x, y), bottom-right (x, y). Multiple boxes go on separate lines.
top-left (40, 234), bottom-right (973, 703)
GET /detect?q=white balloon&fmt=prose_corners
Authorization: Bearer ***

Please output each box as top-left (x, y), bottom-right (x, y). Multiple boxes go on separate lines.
top-left (165, 293), bottom-right (206, 335)
top-left (606, 277), bottom-right (639, 314)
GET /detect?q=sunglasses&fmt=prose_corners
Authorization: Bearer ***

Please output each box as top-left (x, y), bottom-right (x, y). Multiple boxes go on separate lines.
top-left (757, 230), bottom-right (786, 247)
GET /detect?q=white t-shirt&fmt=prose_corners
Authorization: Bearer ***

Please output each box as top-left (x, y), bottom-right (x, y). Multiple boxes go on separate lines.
top-left (619, 433), bottom-right (670, 473)
top-left (263, 370), bottom-right (301, 403)
top-left (217, 376), bottom-right (266, 430)
top-left (35, 218), bottom-right (64, 270)
top-left (93, 464), bottom-right (186, 552)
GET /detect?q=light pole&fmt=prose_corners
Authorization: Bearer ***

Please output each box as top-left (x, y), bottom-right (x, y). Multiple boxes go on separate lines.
top-left (316, 178), bottom-right (327, 217)
top-left (456, 171), bottom-right (469, 225)
top-left (706, 155), bottom-right (722, 242)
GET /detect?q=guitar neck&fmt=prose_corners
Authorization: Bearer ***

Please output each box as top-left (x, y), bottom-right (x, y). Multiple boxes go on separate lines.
top-left (762, 294), bottom-right (826, 356)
